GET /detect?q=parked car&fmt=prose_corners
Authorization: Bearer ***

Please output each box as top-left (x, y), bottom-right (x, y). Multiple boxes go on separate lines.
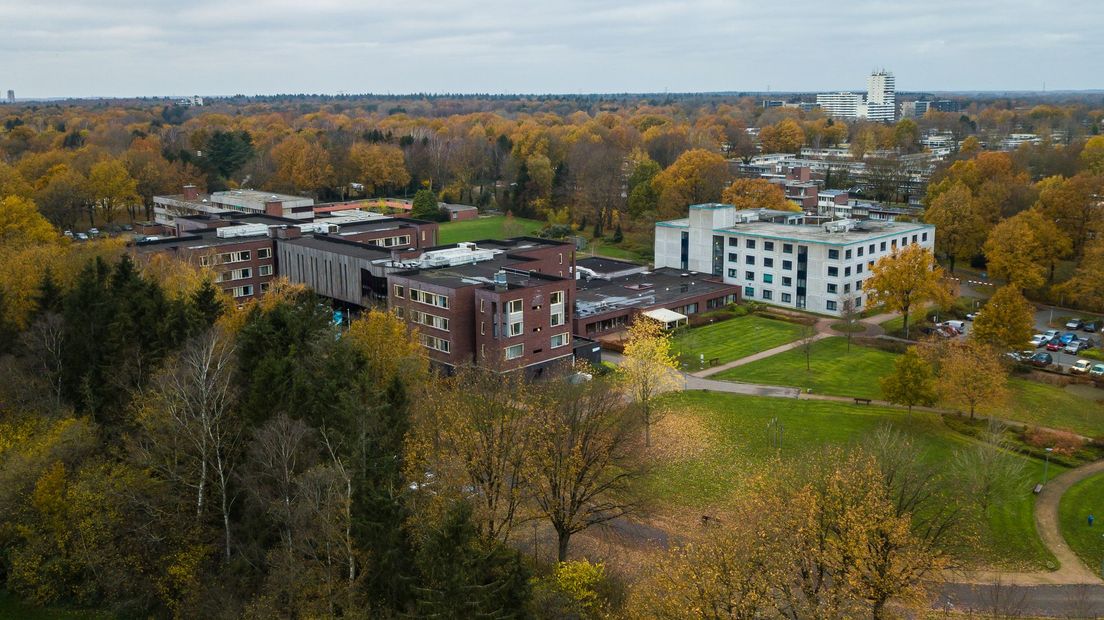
top-left (1065, 340), bottom-right (1091, 354)
top-left (944, 320), bottom-right (966, 331)
top-left (1030, 334), bottom-right (1050, 347)
top-left (1083, 322), bottom-right (1098, 333)
top-left (76, 232), bottom-right (89, 241)
top-left (1046, 340), bottom-right (1064, 352)
top-left (1071, 360), bottom-right (1094, 374)
top-left (1066, 318), bottom-right (1084, 329)
top-left (1090, 364), bottom-right (1104, 378)
top-left (1060, 332), bottom-right (1079, 345)
top-left (1030, 352), bottom-right (1054, 368)
top-left (966, 312), bottom-right (980, 321)
top-left (1044, 329), bottom-right (1061, 340)
top-left (88, 227), bottom-right (100, 236)
top-left (63, 230), bottom-right (73, 238)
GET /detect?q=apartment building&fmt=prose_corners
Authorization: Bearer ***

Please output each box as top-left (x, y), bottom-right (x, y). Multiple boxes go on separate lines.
top-left (386, 238), bottom-right (583, 374)
top-left (654, 204), bottom-right (934, 316)
top-left (153, 185), bottom-right (316, 225)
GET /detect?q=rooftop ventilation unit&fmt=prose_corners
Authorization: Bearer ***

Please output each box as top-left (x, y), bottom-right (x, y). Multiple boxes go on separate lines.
top-left (216, 223), bottom-right (269, 238)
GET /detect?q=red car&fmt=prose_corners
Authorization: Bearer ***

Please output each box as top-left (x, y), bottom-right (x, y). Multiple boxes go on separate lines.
top-left (1046, 340), bottom-right (1064, 352)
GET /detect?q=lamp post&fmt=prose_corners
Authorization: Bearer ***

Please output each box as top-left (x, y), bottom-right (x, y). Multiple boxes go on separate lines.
top-left (1043, 447), bottom-right (1053, 485)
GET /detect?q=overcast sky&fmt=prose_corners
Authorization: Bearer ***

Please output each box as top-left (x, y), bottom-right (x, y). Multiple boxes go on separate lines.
top-left (1, 0), bottom-right (1100, 98)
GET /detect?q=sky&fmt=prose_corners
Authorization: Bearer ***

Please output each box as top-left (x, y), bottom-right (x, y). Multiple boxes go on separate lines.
top-left (0, 0), bottom-right (1101, 98)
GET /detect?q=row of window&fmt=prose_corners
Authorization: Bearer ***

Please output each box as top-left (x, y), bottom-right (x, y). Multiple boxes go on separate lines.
top-left (401, 287), bottom-right (449, 309)
top-left (421, 334), bottom-right (451, 353)
top-left (368, 234), bottom-right (411, 248)
top-left (730, 238), bottom-right (792, 253)
top-left (741, 287), bottom-right (863, 311)
top-left (409, 309), bottom-right (449, 332)
top-left (503, 333), bottom-right (571, 360)
top-left (200, 247), bottom-right (271, 267)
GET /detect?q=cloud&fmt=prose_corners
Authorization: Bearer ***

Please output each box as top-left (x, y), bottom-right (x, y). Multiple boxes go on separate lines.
top-left (0, 0), bottom-right (1100, 97)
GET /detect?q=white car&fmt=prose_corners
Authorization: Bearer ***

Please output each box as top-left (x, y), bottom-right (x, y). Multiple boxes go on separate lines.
top-left (1044, 329), bottom-right (1061, 340)
top-left (1030, 334), bottom-right (1049, 347)
top-left (1071, 359), bottom-right (1093, 374)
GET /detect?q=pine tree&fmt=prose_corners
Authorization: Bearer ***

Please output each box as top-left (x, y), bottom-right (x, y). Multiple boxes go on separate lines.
top-left (36, 267), bottom-right (64, 313)
top-left (191, 278), bottom-right (225, 326)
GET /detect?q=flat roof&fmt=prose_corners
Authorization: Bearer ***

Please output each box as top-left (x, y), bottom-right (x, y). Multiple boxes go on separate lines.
top-left (278, 234), bottom-right (391, 261)
top-left (576, 256), bottom-right (646, 274)
top-left (133, 229), bottom-right (270, 252)
top-left (715, 220), bottom-right (932, 245)
top-left (575, 267), bottom-right (737, 318)
top-left (394, 253), bottom-right (567, 290)
top-left (211, 189), bottom-right (311, 203)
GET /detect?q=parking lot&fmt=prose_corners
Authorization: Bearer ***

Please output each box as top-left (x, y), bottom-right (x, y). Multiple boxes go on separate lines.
top-left (1030, 309), bottom-right (1102, 371)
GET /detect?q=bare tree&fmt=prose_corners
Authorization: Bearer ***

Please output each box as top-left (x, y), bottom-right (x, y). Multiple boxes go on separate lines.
top-left (135, 328), bottom-right (240, 562)
top-left (529, 374), bottom-right (643, 561)
top-left (952, 420), bottom-right (1028, 517)
top-left (20, 312), bottom-right (66, 407)
top-left (242, 413), bottom-right (317, 549)
top-left (838, 293), bottom-right (860, 352)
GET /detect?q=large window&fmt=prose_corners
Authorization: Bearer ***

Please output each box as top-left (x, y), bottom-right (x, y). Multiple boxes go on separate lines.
top-left (231, 285), bottom-right (254, 298)
top-left (505, 344), bottom-right (524, 360)
top-left (258, 264), bottom-right (273, 276)
top-left (507, 299), bottom-right (524, 337)
top-left (828, 249), bottom-right (840, 260)
top-left (410, 310), bottom-right (450, 332)
top-left (763, 274), bottom-right (773, 283)
top-left (257, 248), bottom-right (272, 259)
top-left (761, 290), bottom-right (773, 300)
top-left (745, 239), bottom-right (756, 249)
top-left (826, 300), bottom-right (838, 311)
top-left (763, 257), bottom-right (774, 268)
top-left (827, 267), bottom-right (838, 277)
top-left (744, 286), bottom-right (754, 297)
top-left (550, 291), bottom-right (565, 327)
top-left (764, 241), bottom-right (775, 251)
top-left (551, 332), bottom-right (570, 349)
top-left (394, 284), bottom-right (405, 298)
top-left (782, 260), bottom-right (792, 270)
top-left (420, 334), bottom-right (451, 353)
top-left (410, 288), bottom-right (449, 309)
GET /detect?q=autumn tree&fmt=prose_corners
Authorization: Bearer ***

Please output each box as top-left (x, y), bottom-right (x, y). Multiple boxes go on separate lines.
top-left (983, 207), bottom-right (1071, 289)
top-left (971, 286), bottom-right (1034, 350)
top-left (879, 347), bottom-right (937, 414)
top-left (923, 182), bottom-right (985, 273)
top-left (651, 149), bottom-right (728, 219)
top-left (348, 142), bottom-right (411, 196)
top-left (620, 316), bottom-right (683, 447)
top-left (758, 118), bottom-right (805, 153)
top-left (271, 134), bottom-right (335, 198)
top-left (530, 373), bottom-right (642, 561)
top-left (932, 339), bottom-right (1009, 419)
top-left (1033, 173), bottom-right (1104, 256)
top-left (864, 244), bottom-right (949, 339)
top-left (87, 158), bottom-right (140, 225)
top-left (720, 177), bottom-right (799, 212)
top-left (1062, 237), bottom-right (1104, 311)
top-left (1081, 135), bottom-right (1104, 174)
top-left (0, 196), bottom-right (57, 245)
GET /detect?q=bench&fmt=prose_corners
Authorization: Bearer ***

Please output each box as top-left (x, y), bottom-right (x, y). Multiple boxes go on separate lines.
top-left (853, 398), bottom-right (872, 405)
top-left (1033, 484), bottom-right (1044, 495)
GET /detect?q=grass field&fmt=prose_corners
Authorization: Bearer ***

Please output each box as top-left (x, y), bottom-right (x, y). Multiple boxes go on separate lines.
top-left (1059, 472), bottom-right (1104, 573)
top-left (437, 215), bottom-right (546, 245)
top-left (714, 337), bottom-right (1104, 436)
top-left (644, 390), bottom-right (1061, 569)
top-left (672, 315), bottom-right (805, 370)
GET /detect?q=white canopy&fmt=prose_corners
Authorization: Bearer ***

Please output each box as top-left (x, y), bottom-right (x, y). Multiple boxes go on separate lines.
top-left (642, 308), bottom-right (688, 329)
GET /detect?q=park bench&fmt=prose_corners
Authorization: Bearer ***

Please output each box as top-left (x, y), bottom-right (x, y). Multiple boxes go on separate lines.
top-left (1033, 483), bottom-right (1043, 495)
top-left (853, 397), bottom-right (872, 405)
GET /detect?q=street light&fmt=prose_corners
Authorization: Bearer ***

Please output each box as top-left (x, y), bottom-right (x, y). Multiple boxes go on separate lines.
top-left (1042, 447), bottom-right (1054, 485)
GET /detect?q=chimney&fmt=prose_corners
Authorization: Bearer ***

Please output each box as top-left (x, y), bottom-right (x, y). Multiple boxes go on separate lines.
top-left (182, 184), bottom-right (199, 200)
top-left (273, 225), bottom-right (301, 240)
top-left (265, 200), bottom-right (284, 216)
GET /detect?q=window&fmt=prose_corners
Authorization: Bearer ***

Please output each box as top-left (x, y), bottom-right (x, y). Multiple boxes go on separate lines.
top-left (880, 242), bottom-right (887, 251)
top-left (395, 307), bottom-right (404, 318)
top-left (845, 249), bottom-right (852, 260)
top-left (550, 291), bottom-right (565, 327)
top-left (827, 267), bottom-right (838, 277)
top-left (782, 276), bottom-right (792, 287)
top-left (763, 274), bottom-right (773, 283)
top-left (728, 237), bottom-right (739, 247)
top-left (922, 232), bottom-right (928, 242)
top-left (558, 253), bottom-right (564, 265)
top-left (260, 282), bottom-right (271, 293)
top-left (783, 243), bottom-right (793, 254)
top-left (868, 261), bottom-right (875, 270)
top-left (420, 334), bottom-right (451, 353)
top-left (745, 239), bottom-right (756, 249)
top-left (745, 271), bottom-right (754, 280)
top-left (764, 241), bottom-right (775, 251)
top-left (869, 244), bottom-right (876, 254)
top-left (856, 264), bottom-right (863, 274)
top-left (855, 280), bottom-right (863, 290)
top-left (551, 332), bottom-right (570, 348)
top-left (828, 249), bottom-right (840, 260)
top-left (762, 290), bottom-right (773, 300)
top-left (394, 284), bottom-right (405, 298)
top-left (843, 283), bottom-right (851, 293)
top-left (410, 310), bottom-right (449, 331)
top-left (745, 255), bottom-right (755, 265)
top-left (855, 296), bottom-right (862, 307)
top-left (199, 255), bottom-right (211, 267)
top-left (410, 288), bottom-right (449, 309)
top-left (827, 283), bottom-right (838, 294)
top-left (505, 344), bottom-right (524, 360)
top-left (781, 293), bottom-right (792, 303)
top-left (857, 246), bottom-right (864, 257)
top-left (232, 285), bottom-right (253, 298)
top-left (479, 299), bottom-right (485, 312)
top-left (782, 260), bottom-right (793, 270)
top-left (728, 268), bottom-right (738, 278)
top-left (844, 267), bottom-right (851, 277)
top-left (826, 300), bottom-right (838, 311)
top-left (728, 252), bottom-right (738, 262)
top-left (763, 257), bottom-right (774, 268)
top-left (480, 321), bottom-right (485, 335)
top-left (744, 286), bottom-right (754, 297)
top-left (911, 235), bottom-right (918, 244)
top-left (507, 299), bottom-right (524, 337)
top-left (258, 264), bottom-right (273, 277)
top-left (257, 248), bottom-right (272, 259)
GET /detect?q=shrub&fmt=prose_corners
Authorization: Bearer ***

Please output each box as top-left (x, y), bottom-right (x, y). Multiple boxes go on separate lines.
top-left (530, 559), bottom-right (612, 620)
top-left (1024, 427), bottom-right (1084, 457)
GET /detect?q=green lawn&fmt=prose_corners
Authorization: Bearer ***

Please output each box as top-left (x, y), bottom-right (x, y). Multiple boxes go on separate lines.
top-left (715, 337), bottom-right (895, 399)
top-left (436, 215), bottom-right (545, 245)
top-left (672, 315), bottom-right (805, 370)
top-left (1059, 472), bottom-right (1104, 573)
top-left (645, 391), bottom-right (1061, 569)
top-left (714, 337), bottom-right (1104, 436)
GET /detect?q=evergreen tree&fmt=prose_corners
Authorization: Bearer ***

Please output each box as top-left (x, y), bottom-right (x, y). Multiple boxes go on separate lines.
top-left (612, 223), bottom-right (623, 243)
top-left (410, 189), bottom-right (442, 221)
top-left (36, 267), bottom-right (64, 313)
top-left (191, 278), bottom-right (225, 326)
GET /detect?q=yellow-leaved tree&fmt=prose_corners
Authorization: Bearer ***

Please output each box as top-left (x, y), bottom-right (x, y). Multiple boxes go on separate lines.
top-left (864, 244), bottom-right (950, 340)
top-left (620, 316), bottom-right (683, 447)
top-left (345, 307), bottom-right (428, 393)
top-left (930, 339), bottom-right (1009, 419)
top-left (651, 149), bottom-right (728, 219)
top-left (721, 178), bottom-right (800, 212)
top-left (971, 286), bottom-right (1034, 350)
top-left (983, 208), bottom-right (1070, 290)
top-left (1062, 238), bottom-right (1104, 312)
top-left (922, 182), bottom-right (986, 274)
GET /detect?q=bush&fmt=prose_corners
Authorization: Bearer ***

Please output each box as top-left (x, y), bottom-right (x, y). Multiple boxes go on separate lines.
top-left (1024, 427), bottom-right (1084, 457)
top-left (529, 560), bottom-right (613, 620)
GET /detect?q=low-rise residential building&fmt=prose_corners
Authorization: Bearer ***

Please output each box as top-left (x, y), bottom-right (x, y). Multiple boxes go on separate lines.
top-left (654, 204), bottom-right (934, 316)
top-left (153, 185), bottom-right (316, 226)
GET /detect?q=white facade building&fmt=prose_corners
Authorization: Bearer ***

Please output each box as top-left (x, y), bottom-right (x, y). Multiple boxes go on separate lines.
top-left (815, 92), bottom-right (864, 119)
top-left (816, 71), bottom-right (896, 122)
top-left (654, 204), bottom-right (935, 317)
